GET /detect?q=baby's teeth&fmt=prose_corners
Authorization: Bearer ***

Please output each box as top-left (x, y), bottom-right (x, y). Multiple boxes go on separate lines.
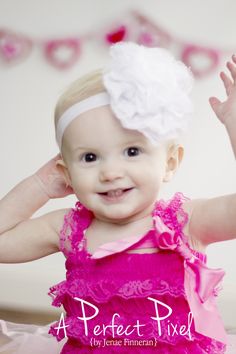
top-left (107, 189), bottom-right (123, 197)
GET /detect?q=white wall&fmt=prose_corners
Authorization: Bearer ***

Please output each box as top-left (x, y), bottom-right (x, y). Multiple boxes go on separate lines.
top-left (0, 0), bottom-right (236, 328)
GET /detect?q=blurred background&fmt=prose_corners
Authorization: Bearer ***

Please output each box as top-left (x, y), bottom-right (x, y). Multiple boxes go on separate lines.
top-left (0, 0), bottom-right (236, 330)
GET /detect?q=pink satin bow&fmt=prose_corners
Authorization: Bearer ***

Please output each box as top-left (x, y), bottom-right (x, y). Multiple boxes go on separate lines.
top-left (153, 215), bottom-right (227, 344)
top-left (91, 215), bottom-right (227, 344)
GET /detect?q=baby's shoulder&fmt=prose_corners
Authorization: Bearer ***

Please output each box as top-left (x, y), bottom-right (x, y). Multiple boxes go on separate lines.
top-left (47, 208), bottom-right (71, 236)
top-left (181, 198), bottom-right (206, 253)
top-left (41, 208), bottom-right (71, 250)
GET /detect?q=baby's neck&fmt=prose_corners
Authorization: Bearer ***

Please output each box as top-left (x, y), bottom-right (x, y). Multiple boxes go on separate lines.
top-left (89, 213), bottom-right (153, 242)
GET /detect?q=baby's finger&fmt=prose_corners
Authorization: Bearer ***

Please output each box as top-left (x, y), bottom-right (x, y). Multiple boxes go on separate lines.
top-left (52, 153), bottom-right (63, 163)
top-left (209, 97), bottom-right (226, 123)
top-left (209, 96), bottom-right (221, 115)
top-left (232, 54), bottom-right (236, 64)
top-left (227, 60), bottom-right (236, 81)
top-left (220, 71), bottom-right (233, 96)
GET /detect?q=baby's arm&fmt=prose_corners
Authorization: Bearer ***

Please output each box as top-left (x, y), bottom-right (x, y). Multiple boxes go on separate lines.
top-left (209, 54), bottom-right (236, 158)
top-left (183, 195), bottom-right (236, 248)
top-left (183, 56), bottom-right (236, 249)
top-left (0, 155), bottom-right (72, 263)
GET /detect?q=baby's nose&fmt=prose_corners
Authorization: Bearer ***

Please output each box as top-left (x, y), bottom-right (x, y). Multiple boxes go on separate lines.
top-left (99, 160), bottom-right (124, 182)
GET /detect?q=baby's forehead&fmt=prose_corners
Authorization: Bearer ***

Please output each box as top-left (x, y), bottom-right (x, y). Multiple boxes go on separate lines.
top-left (62, 105), bottom-right (151, 147)
top-left (64, 127), bottom-right (150, 150)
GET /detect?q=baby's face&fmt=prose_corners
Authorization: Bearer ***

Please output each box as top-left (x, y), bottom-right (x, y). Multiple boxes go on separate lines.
top-left (61, 105), bottom-right (171, 224)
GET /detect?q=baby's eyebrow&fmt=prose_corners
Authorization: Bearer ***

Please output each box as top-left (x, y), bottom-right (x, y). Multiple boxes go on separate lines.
top-left (125, 140), bottom-right (146, 145)
top-left (71, 146), bottom-right (96, 153)
top-left (70, 139), bottom-right (147, 153)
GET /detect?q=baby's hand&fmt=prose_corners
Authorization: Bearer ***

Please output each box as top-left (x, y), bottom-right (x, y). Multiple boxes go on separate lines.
top-left (209, 54), bottom-right (236, 125)
top-left (34, 154), bottom-right (74, 199)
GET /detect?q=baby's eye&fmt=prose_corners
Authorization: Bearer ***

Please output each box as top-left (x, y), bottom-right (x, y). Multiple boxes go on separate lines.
top-left (81, 153), bottom-right (97, 163)
top-left (125, 146), bottom-right (142, 157)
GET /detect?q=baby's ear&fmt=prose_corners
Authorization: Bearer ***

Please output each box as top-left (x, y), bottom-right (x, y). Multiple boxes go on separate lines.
top-left (163, 144), bottom-right (184, 182)
top-left (56, 158), bottom-right (72, 187)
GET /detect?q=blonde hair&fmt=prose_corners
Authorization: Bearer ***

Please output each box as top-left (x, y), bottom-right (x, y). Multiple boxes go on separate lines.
top-left (54, 69), bottom-right (105, 129)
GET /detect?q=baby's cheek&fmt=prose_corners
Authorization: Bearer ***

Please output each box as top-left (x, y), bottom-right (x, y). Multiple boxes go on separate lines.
top-left (71, 174), bottom-right (92, 194)
top-left (70, 166), bottom-right (86, 182)
top-left (139, 162), bottom-right (161, 179)
top-left (72, 185), bottom-right (88, 203)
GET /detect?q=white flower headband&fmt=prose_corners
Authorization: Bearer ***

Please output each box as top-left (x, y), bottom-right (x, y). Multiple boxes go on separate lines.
top-left (56, 42), bottom-right (194, 149)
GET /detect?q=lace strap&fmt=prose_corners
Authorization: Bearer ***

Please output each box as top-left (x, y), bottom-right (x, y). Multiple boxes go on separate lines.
top-left (59, 201), bottom-right (93, 256)
top-left (153, 192), bottom-right (190, 244)
top-left (59, 209), bottom-right (74, 257)
top-left (153, 193), bottom-right (207, 262)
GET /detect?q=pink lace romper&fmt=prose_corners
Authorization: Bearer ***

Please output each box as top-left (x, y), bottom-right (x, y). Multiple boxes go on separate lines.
top-left (49, 193), bottom-right (227, 353)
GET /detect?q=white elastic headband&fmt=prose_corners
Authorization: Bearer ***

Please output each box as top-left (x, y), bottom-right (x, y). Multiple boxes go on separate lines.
top-left (56, 92), bottom-right (110, 149)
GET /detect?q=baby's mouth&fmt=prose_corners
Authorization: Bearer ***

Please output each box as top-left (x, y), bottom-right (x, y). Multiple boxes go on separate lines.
top-left (98, 188), bottom-right (133, 199)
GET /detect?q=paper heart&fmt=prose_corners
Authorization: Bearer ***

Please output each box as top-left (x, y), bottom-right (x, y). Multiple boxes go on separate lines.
top-left (0, 29), bottom-right (32, 63)
top-left (138, 30), bottom-right (170, 47)
top-left (105, 25), bottom-right (127, 44)
top-left (44, 38), bottom-right (81, 69)
top-left (181, 45), bottom-right (219, 78)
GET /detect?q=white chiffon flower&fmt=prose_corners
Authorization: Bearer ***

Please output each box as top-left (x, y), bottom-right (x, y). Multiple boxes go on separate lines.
top-left (103, 42), bottom-right (194, 144)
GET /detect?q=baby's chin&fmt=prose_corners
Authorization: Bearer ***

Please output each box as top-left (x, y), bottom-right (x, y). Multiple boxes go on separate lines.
top-left (93, 206), bottom-right (146, 225)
